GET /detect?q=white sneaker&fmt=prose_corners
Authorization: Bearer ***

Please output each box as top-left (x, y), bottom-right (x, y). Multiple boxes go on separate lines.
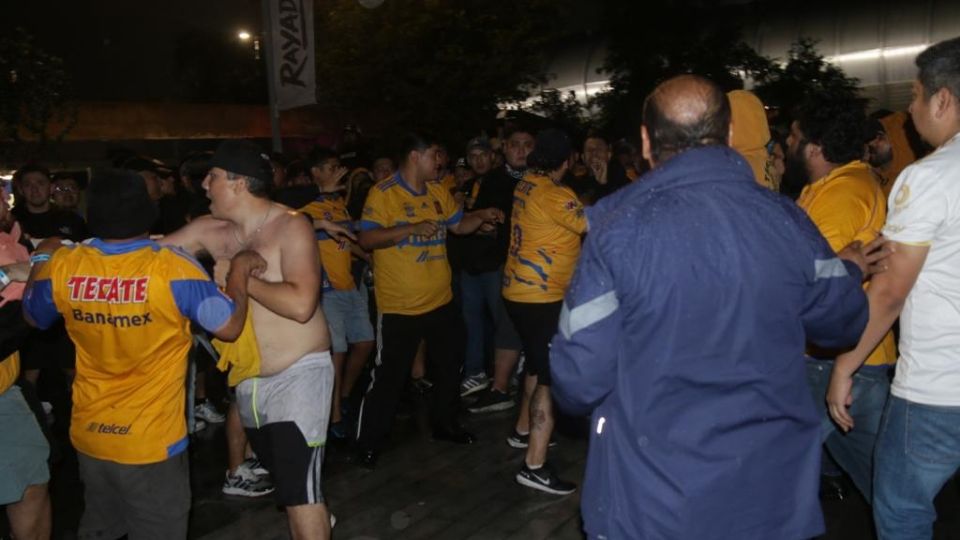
top-left (242, 457), bottom-right (269, 477)
top-left (194, 400), bottom-right (226, 423)
top-left (460, 372), bottom-right (490, 397)
top-left (222, 464), bottom-right (275, 497)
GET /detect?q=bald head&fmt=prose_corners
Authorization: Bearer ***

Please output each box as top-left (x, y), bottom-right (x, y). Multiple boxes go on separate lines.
top-left (642, 75), bottom-right (731, 165)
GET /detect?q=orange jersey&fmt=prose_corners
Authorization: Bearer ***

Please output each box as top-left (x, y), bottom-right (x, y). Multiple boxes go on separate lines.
top-left (502, 173), bottom-right (587, 303)
top-left (24, 238), bottom-right (235, 464)
top-left (798, 161), bottom-right (896, 366)
top-left (361, 173), bottom-right (462, 315)
top-left (300, 193), bottom-right (356, 291)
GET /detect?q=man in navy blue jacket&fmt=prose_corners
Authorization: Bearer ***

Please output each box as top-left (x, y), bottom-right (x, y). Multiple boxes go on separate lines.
top-left (551, 75), bottom-right (876, 539)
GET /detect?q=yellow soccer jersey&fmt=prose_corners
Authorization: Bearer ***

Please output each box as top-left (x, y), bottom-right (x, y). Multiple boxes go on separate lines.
top-left (24, 238), bottom-right (235, 464)
top-left (361, 173), bottom-right (462, 315)
top-left (503, 173), bottom-right (587, 303)
top-left (0, 353), bottom-right (18, 395)
top-left (300, 193), bottom-right (356, 291)
top-left (798, 160), bottom-right (897, 366)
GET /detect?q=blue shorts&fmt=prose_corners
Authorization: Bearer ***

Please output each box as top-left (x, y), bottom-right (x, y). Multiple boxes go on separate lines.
top-left (0, 385), bottom-right (50, 505)
top-left (322, 287), bottom-right (374, 353)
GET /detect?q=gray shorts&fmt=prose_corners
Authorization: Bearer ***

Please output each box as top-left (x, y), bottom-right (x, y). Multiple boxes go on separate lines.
top-left (78, 452), bottom-right (190, 540)
top-left (0, 385), bottom-right (50, 505)
top-left (236, 352), bottom-right (333, 506)
top-left (323, 287), bottom-right (375, 353)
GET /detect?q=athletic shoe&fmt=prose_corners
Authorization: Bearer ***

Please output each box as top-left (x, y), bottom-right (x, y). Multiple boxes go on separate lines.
top-left (194, 400), bottom-right (226, 423)
top-left (242, 457), bottom-right (269, 477)
top-left (189, 419), bottom-right (207, 434)
top-left (222, 465), bottom-right (275, 497)
top-left (328, 420), bottom-right (349, 440)
top-left (468, 389), bottom-right (515, 413)
top-left (516, 463), bottom-right (576, 495)
top-left (460, 372), bottom-right (490, 397)
top-left (506, 429), bottom-right (529, 449)
top-left (506, 429), bottom-right (556, 449)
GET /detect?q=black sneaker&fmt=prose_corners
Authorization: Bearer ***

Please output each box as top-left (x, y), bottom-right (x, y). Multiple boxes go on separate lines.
top-left (516, 463), bottom-right (576, 495)
top-left (506, 429), bottom-right (529, 449)
top-left (506, 429), bottom-right (557, 449)
top-left (468, 389), bottom-right (515, 414)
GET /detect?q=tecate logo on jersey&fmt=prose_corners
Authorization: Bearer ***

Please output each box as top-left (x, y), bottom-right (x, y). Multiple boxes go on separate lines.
top-left (66, 276), bottom-right (149, 304)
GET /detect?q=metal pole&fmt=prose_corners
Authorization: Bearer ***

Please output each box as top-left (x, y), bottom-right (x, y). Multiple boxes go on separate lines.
top-left (261, 0), bottom-right (283, 153)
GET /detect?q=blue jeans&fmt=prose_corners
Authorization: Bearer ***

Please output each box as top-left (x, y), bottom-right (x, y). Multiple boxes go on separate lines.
top-left (874, 395), bottom-right (960, 540)
top-left (806, 359), bottom-right (891, 500)
top-left (460, 269), bottom-right (521, 377)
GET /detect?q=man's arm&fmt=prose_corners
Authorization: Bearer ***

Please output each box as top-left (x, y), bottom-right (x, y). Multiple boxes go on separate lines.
top-left (550, 229), bottom-right (621, 416)
top-left (358, 221), bottom-right (437, 251)
top-left (246, 215), bottom-right (321, 323)
top-left (209, 251), bottom-right (262, 341)
top-left (827, 242), bottom-right (927, 431)
top-left (448, 208), bottom-right (503, 236)
top-left (22, 238), bottom-right (66, 329)
top-left (160, 215), bottom-right (222, 257)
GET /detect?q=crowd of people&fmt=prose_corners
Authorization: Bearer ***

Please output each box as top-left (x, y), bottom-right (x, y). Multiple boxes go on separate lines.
top-left (0, 35), bottom-right (959, 540)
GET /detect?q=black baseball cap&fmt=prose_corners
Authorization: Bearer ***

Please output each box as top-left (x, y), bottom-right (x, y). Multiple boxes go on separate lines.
top-left (209, 140), bottom-right (274, 182)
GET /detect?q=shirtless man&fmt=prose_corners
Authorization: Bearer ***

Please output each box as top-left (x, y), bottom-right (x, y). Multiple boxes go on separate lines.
top-left (164, 141), bottom-right (350, 540)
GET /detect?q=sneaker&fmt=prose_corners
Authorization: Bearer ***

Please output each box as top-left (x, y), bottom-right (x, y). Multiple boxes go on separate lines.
top-left (411, 377), bottom-right (434, 394)
top-left (468, 389), bottom-right (515, 413)
top-left (189, 419), bottom-right (207, 434)
top-left (516, 463), bottom-right (576, 495)
top-left (506, 429), bottom-right (557, 449)
top-left (194, 400), bottom-right (226, 423)
top-left (242, 457), bottom-right (269, 477)
top-left (506, 429), bottom-right (529, 449)
top-left (460, 373), bottom-right (490, 397)
top-left (222, 466), bottom-right (275, 497)
top-left (328, 420), bottom-right (349, 440)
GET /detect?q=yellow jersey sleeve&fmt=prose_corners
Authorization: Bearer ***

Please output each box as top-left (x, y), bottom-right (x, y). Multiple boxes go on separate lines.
top-left (543, 184), bottom-right (588, 236)
top-left (803, 180), bottom-right (882, 252)
top-left (361, 184), bottom-right (390, 228)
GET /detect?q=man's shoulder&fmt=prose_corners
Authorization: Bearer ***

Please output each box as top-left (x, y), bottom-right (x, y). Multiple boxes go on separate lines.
top-left (372, 175), bottom-right (401, 194)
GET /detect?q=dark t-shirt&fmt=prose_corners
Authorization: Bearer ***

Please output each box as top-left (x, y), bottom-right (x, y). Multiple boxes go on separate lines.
top-left (273, 184), bottom-right (320, 209)
top-left (450, 166), bottom-right (518, 274)
top-left (13, 207), bottom-right (87, 242)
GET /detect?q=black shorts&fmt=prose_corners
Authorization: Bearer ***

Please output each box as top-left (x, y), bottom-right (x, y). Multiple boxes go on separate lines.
top-left (503, 299), bottom-right (562, 386)
top-left (245, 422), bottom-right (325, 507)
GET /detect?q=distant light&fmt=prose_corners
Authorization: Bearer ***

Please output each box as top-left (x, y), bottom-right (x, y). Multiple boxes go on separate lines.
top-left (237, 30), bottom-right (252, 41)
top-left (828, 44), bottom-right (928, 64)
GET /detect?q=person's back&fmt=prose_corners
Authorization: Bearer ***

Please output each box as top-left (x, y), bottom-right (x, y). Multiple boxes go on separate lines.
top-left (31, 239), bottom-right (229, 463)
top-left (551, 75), bottom-right (870, 540)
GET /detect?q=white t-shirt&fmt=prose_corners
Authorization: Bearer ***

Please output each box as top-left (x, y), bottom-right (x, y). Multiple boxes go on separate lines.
top-left (884, 132), bottom-right (960, 406)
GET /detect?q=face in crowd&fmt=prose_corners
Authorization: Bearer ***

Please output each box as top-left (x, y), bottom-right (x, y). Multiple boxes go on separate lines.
top-left (504, 131), bottom-right (535, 170)
top-left (20, 171), bottom-right (52, 209)
top-left (52, 178), bottom-right (81, 211)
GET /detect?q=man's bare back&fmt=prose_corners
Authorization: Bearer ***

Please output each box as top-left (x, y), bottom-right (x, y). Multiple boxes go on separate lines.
top-left (165, 204), bottom-right (330, 376)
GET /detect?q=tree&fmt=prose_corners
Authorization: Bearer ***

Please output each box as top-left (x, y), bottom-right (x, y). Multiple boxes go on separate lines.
top-left (0, 28), bottom-right (75, 147)
top-left (590, 0), bottom-right (778, 139)
top-left (313, 0), bottom-right (573, 146)
top-left (753, 38), bottom-right (865, 129)
top-left (526, 89), bottom-right (588, 135)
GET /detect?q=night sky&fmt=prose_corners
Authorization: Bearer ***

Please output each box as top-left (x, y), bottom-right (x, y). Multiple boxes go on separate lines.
top-left (10, 0), bottom-right (260, 101)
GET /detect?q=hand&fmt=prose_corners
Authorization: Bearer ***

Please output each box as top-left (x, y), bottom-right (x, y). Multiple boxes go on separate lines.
top-left (315, 219), bottom-right (357, 243)
top-left (837, 235), bottom-right (894, 279)
top-left (2, 261), bottom-right (31, 282)
top-left (478, 222), bottom-right (497, 234)
top-left (411, 220), bottom-right (440, 237)
top-left (229, 250), bottom-right (267, 279)
top-left (590, 159), bottom-right (608, 185)
top-left (826, 368), bottom-right (856, 432)
top-left (35, 237), bottom-right (65, 256)
top-left (478, 208), bottom-right (505, 224)
top-left (333, 166), bottom-right (350, 188)
top-left (213, 259), bottom-right (231, 288)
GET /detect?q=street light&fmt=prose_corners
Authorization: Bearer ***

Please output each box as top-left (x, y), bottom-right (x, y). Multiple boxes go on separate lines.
top-left (236, 30), bottom-right (260, 60)
top-left (238, 30), bottom-right (252, 41)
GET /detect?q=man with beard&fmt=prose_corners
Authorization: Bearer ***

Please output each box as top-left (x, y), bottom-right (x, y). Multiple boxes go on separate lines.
top-left (787, 94), bottom-right (896, 502)
top-left (863, 116), bottom-right (896, 193)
